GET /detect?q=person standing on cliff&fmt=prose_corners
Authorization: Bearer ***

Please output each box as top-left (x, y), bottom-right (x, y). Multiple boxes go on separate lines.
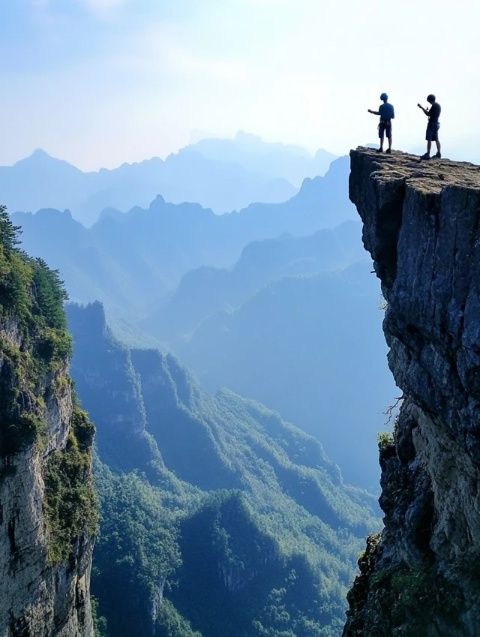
top-left (368, 93), bottom-right (394, 153)
top-left (418, 94), bottom-right (441, 159)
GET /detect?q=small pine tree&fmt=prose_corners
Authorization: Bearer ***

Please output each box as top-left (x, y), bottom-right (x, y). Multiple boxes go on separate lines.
top-left (0, 205), bottom-right (21, 251)
top-left (33, 258), bottom-right (68, 329)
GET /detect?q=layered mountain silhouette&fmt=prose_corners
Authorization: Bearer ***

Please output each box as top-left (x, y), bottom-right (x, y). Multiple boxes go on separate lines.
top-left (189, 131), bottom-right (336, 186)
top-left (143, 220), bottom-right (365, 343)
top-left (12, 156), bottom-right (355, 326)
top-left (2, 133), bottom-right (336, 225)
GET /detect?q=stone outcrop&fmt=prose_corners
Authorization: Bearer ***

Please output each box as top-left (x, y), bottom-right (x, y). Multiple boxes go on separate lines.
top-left (0, 221), bottom-right (96, 637)
top-left (343, 149), bottom-right (480, 636)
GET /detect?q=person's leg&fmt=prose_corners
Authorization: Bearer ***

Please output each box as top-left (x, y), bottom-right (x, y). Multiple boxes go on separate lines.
top-left (436, 140), bottom-right (441, 156)
top-left (378, 131), bottom-right (384, 151)
top-left (422, 139), bottom-right (432, 159)
top-left (377, 123), bottom-right (384, 152)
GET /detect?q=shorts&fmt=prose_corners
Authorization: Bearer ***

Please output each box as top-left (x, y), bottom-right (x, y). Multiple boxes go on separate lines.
top-left (426, 121), bottom-right (440, 142)
top-left (378, 120), bottom-right (392, 140)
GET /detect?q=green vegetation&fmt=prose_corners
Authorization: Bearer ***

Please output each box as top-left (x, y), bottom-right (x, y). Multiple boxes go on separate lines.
top-left (93, 462), bottom-right (186, 637)
top-left (93, 460), bottom-right (349, 637)
top-left (69, 303), bottom-right (381, 637)
top-left (43, 407), bottom-right (97, 564)
top-left (0, 207), bottom-right (97, 566)
top-left (377, 431), bottom-right (394, 450)
top-left (0, 206), bottom-right (73, 459)
top-left (91, 596), bottom-right (108, 637)
top-left (156, 600), bottom-right (201, 637)
top-left (366, 564), bottom-right (463, 634)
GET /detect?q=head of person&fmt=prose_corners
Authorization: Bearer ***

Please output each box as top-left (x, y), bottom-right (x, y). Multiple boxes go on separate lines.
top-left (427, 94), bottom-right (436, 104)
top-left (380, 92), bottom-right (388, 102)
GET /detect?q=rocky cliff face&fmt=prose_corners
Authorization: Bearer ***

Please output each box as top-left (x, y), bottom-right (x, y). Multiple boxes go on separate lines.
top-left (0, 210), bottom-right (96, 637)
top-left (343, 149), bottom-right (480, 636)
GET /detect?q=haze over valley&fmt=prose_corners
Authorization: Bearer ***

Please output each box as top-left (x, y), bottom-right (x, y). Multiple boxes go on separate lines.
top-left (11, 139), bottom-right (395, 491)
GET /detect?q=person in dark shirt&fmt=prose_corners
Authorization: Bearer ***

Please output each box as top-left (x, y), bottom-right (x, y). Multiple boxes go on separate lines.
top-left (418, 94), bottom-right (441, 159)
top-left (368, 92), bottom-right (395, 153)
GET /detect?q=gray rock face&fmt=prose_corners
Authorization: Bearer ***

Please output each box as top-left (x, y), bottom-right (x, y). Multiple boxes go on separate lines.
top-left (0, 319), bottom-right (95, 636)
top-left (343, 149), bottom-right (480, 636)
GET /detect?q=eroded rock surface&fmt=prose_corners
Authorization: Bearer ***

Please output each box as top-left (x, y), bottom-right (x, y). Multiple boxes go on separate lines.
top-left (343, 149), bottom-right (480, 636)
top-left (0, 223), bottom-right (96, 637)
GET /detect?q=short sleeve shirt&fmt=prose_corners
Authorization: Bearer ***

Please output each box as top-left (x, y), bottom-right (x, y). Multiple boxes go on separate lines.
top-left (428, 102), bottom-right (441, 122)
top-left (379, 103), bottom-right (395, 121)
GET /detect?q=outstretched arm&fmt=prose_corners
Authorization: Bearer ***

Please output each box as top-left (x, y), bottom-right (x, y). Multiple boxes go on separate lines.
top-left (368, 109), bottom-right (380, 115)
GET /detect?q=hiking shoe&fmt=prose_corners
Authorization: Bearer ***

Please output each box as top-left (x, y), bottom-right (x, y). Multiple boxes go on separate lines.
top-left (376, 148), bottom-right (383, 153)
top-left (386, 148), bottom-right (392, 154)
top-left (421, 153), bottom-right (431, 160)
top-left (434, 152), bottom-right (442, 159)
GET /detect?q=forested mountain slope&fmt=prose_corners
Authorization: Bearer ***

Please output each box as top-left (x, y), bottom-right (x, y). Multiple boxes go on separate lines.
top-left (178, 262), bottom-right (396, 489)
top-left (67, 302), bottom-right (378, 637)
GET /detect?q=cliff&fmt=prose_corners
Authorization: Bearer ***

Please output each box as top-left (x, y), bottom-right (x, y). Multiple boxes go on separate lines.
top-left (0, 209), bottom-right (96, 636)
top-left (343, 149), bottom-right (480, 636)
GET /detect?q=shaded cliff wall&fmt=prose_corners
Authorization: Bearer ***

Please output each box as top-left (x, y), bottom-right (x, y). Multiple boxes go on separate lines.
top-left (0, 210), bottom-right (96, 637)
top-left (343, 149), bottom-right (480, 637)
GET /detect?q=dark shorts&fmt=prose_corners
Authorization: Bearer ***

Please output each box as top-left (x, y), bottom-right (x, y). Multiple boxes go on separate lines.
top-left (378, 120), bottom-right (392, 139)
top-left (426, 121), bottom-right (440, 142)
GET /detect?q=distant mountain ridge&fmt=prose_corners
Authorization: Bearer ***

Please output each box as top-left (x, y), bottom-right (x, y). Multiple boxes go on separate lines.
top-left (12, 156), bottom-right (355, 326)
top-left (188, 131), bottom-right (336, 186)
top-left (2, 132), bottom-right (337, 225)
top-left (143, 220), bottom-right (365, 343)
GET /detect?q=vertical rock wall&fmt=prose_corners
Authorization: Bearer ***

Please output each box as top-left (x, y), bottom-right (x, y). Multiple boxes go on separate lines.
top-left (0, 227), bottom-right (96, 637)
top-left (344, 149), bottom-right (480, 637)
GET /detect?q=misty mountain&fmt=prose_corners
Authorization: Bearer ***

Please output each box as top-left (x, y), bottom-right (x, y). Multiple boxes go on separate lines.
top-left (12, 156), bottom-right (355, 325)
top-left (143, 220), bottom-right (365, 343)
top-left (176, 262), bottom-right (397, 491)
top-left (67, 302), bottom-right (378, 637)
top-left (2, 134), bottom-right (336, 225)
top-left (189, 131), bottom-right (336, 187)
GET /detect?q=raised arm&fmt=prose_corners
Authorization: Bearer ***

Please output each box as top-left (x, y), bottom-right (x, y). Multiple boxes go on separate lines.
top-left (417, 104), bottom-right (429, 116)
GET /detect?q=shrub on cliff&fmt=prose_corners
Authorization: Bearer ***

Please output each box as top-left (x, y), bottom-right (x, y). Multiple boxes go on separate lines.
top-left (0, 207), bottom-right (73, 458)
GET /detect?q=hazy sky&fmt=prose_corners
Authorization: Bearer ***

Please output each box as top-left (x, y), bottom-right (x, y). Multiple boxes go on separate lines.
top-left (1, 0), bottom-right (479, 169)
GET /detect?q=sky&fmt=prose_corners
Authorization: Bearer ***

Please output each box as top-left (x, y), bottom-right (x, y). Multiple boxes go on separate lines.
top-left (1, 0), bottom-right (480, 169)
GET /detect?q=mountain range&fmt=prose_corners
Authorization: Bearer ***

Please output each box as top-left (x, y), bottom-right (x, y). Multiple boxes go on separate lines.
top-left (12, 155), bottom-right (355, 328)
top-left (2, 132), bottom-right (336, 225)
top-left (142, 220), bottom-right (365, 344)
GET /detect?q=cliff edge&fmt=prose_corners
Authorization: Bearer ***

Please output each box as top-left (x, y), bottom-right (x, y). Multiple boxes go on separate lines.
top-left (0, 208), bottom-right (96, 636)
top-left (343, 149), bottom-right (480, 636)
